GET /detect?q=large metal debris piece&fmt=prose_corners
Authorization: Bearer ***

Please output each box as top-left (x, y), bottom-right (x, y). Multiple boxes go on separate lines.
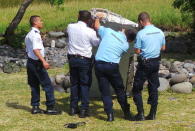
top-left (90, 8), bottom-right (138, 31)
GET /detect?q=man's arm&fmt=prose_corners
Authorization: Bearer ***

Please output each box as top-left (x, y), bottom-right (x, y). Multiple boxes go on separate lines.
top-left (94, 13), bottom-right (105, 30)
top-left (33, 49), bottom-right (50, 69)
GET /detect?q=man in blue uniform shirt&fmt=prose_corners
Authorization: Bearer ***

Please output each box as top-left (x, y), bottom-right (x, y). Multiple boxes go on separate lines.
top-left (132, 12), bottom-right (166, 121)
top-left (94, 13), bottom-right (136, 122)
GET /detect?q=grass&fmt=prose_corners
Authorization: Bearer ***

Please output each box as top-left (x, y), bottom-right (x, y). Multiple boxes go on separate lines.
top-left (0, 67), bottom-right (195, 131)
top-left (0, 0), bottom-right (192, 35)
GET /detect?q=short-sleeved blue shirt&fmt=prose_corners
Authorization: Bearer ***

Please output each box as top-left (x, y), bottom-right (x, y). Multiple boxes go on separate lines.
top-left (134, 25), bottom-right (165, 59)
top-left (95, 26), bottom-right (129, 63)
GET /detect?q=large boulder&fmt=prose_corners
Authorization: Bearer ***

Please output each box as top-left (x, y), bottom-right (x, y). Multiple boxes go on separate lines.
top-left (170, 74), bottom-right (187, 85)
top-left (55, 38), bottom-right (67, 48)
top-left (158, 77), bottom-right (170, 92)
top-left (48, 31), bottom-right (65, 38)
top-left (171, 82), bottom-right (192, 93)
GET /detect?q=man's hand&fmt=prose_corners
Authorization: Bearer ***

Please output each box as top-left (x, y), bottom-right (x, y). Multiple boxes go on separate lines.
top-left (42, 61), bottom-right (50, 70)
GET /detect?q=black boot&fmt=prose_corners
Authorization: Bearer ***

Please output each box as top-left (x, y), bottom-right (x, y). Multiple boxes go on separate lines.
top-left (79, 109), bottom-right (89, 118)
top-left (122, 104), bottom-right (133, 120)
top-left (107, 112), bottom-right (114, 122)
top-left (31, 106), bottom-right (44, 114)
top-left (145, 105), bottom-right (157, 120)
top-left (133, 105), bottom-right (145, 121)
top-left (45, 105), bottom-right (61, 115)
top-left (69, 107), bottom-right (79, 116)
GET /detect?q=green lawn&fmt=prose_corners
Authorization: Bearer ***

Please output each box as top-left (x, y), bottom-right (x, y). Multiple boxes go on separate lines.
top-left (0, 0), bottom-right (192, 35)
top-left (0, 67), bottom-right (195, 131)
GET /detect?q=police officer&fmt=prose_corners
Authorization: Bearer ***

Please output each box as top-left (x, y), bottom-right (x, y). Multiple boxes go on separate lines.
top-left (25, 15), bottom-right (60, 115)
top-left (67, 10), bottom-right (100, 118)
top-left (132, 12), bottom-right (166, 121)
top-left (94, 13), bottom-right (136, 122)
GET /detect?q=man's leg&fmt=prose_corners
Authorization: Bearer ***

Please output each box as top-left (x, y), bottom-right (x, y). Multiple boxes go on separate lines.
top-left (146, 61), bottom-right (160, 120)
top-left (78, 58), bottom-right (92, 118)
top-left (95, 63), bottom-right (113, 121)
top-left (132, 64), bottom-right (146, 121)
top-left (35, 62), bottom-right (60, 115)
top-left (26, 60), bottom-right (44, 114)
top-left (108, 64), bottom-right (132, 120)
top-left (68, 57), bottom-right (80, 115)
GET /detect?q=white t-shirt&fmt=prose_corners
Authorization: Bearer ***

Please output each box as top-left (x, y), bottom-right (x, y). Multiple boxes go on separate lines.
top-left (25, 27), bottom-right (45, 60)
top-left (67, 21), bottom-right (100, 58)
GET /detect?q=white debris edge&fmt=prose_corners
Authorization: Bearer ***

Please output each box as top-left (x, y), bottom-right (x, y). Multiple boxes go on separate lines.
top-left (90, 8), bottom-right (138, 28)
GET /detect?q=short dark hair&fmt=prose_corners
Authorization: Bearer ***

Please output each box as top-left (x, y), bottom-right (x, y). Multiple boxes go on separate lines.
top-left (138, 12), bottom-right (150, 22)
top-left (78, 10), bottom-right (92, 22)
top-left (29, 15), bottom-right (40, 26)
top-left (125, 29), bottom-right (136, 42)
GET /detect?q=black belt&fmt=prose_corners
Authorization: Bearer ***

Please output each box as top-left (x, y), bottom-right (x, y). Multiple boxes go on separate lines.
top-left (68, 54), bottom-right (91, 60)
top-left (28, 58), bottom-right (41, 63)
top-left (138, 56), bottom-right (160, 62)
top-left (95, 60), bottom-right (118, 65)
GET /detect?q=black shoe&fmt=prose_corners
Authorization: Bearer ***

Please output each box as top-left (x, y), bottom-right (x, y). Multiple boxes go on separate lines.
top-left (31, 106), bottom-right (44, 114)
top-left (145, 105), bottom-right (157, 120)
top-left (133, 112), bottom-right (145, 121)
top-left (107, 113), bottom-right (114, 122)
top-left (122, 104), bottom-right (133, 120)
top-left (79, 109), bottom-right (89, 118)
top-left (45, 105), bottom-right (61, 115)
top-left (69, 108), bottom-right (79, 116)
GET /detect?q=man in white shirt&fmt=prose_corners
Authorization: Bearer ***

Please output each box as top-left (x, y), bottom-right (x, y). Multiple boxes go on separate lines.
top-left (25, 15), bottom-right (60, 115)
top-left (67, 10), bottom-right (100, 118)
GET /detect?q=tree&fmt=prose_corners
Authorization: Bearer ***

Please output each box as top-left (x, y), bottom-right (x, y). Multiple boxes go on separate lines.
top-left (3, 0), bottom-right (64, 46)
top-left (173, 0), bottom-right (195, 31)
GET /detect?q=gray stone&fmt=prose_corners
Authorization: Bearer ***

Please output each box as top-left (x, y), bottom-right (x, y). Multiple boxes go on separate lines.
top-left (55, 38), bottom-right (67, 48)
top-left (63, 75), bottom-right (71, 89)
top-left (161, 59), bottom-right (171, 69)
top-left (159, 69), bottom-right (170, 78)
top-left (48, 31), bottom-right (65, 38)
top-left (178, 68), bottom-right (189, 76)
top-left (171, 82), bottom-right (192, 93)
top-left (183, 63), bottom-right (195, 69)
top-left (170, 63), bottom-right (179, 73)
top-left (50, 76), bottom-right (56, 86)
top-left (55, 74), bottom-right (65, 84)
top-left (170, 74), bottom-right (188, 85)
top-left (190, 76), bottom-right (195, 84)
top-left (158, 78), bottom-right (170, 92)
top-left (3, 62), bottom-right (21, 74)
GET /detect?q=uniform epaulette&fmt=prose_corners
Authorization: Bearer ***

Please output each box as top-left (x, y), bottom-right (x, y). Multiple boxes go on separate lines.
top-left (34, 31), bottom-right (38, 33)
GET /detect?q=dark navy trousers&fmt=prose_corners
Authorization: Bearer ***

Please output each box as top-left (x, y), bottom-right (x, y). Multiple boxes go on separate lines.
top-left (68, 56), bottom-right (93, 110)
top-left (95, 61), bottom-right (129, 114)
top-left (27, 58), bottom-right (55, 107)
top-left (132, 59), bottom-right (160, 109)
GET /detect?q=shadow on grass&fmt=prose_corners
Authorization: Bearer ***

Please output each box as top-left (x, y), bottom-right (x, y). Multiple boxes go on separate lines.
top-left (54, 95), bottom-right (127, 121)
top-left (6, 101), bottom-right (31, 112)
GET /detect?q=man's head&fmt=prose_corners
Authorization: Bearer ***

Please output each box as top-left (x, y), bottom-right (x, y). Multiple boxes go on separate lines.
top-left (29, 15), bottom-right (43, 29)
top-left (137, 12), bottom-right (151, 28)
top-left (78, 10), bottom-right (92, 24)
top-left (125, 29), bottom-right (136, 42)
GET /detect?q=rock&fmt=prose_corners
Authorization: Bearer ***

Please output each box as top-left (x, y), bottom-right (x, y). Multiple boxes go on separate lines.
top-left (50, 76), bottom-right (56, 86)
top-left (190, 76), bottom-right (195, 84)
top-left (53, 85), bottom-right (65, 92)
top-left (63, 75), bottom-right (71, 89)
top-left (3, 62), bottom-right (21, 73)
top-left (171, 82), bottom-right (192, 93)
top-left (158, 78), bottom-right (170, 92)
top-left (159, 69), bottom-right (170, 78)
top-left (170, 63), bottom-right (179, 73)
top-left (161, 59), bottom-right (171, 69)
top-left (183, 63), bottom-right (195, 69)
top-left (48, 31), bottom-right (65, 38)
top-left (170, 74), bottom-right (188, 85)
top-left (55, 74), bottom-right (65, 84)
top-left (178, 68), bottom-right (189, 76)
top-left (55, 38), bottom-right (67, 48)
